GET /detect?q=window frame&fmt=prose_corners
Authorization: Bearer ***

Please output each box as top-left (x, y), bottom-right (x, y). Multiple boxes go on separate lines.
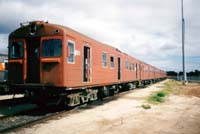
top-left (110, 55), bottom-right (114, 68)
top-left (132, 63), bottom-right (135, 71)
top-left (129, 62), bottom-right (132, 70)
top-left (102, 52), bottom-right (107, 67)
top-left (67, 40), bottom-right (75, 64)
top-left (125, 60), bottom-right (129, 70)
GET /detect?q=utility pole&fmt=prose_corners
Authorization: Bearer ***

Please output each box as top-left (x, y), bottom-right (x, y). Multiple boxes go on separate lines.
top-left (181, 0), bottom-right (187, 85)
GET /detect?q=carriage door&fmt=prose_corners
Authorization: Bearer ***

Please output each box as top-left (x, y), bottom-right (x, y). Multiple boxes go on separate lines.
top-left (117, 57), bottom-right (121, 80)
top-left (26, 37), bottom-right (40, 83)
top-left (136, 63), bottom-right (138, 80)
top-left (83, 46), bottom-right (91, 82)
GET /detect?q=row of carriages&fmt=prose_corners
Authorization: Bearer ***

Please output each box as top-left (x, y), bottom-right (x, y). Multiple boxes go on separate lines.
top-left (4, 21), bottom-right (166, 106)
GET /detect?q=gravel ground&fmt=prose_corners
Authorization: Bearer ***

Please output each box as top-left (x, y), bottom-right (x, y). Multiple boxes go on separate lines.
top-left (15, 80), bottom-right (200, 134)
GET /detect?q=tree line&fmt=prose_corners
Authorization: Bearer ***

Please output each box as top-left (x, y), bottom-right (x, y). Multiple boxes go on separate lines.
top-left (167, 70), bottom-right (200, 76)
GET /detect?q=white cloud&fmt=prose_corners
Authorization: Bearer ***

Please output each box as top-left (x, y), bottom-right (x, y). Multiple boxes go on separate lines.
top-left (0, 34), bottom-right (8, 54)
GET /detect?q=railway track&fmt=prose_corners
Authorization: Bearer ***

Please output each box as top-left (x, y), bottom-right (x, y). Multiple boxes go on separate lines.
top-left (0, 96), bottom-right (36, 119)
top-left (0, 104), bottom-right (79, 133)
top-left (0, 84), bottom-right (148, 133)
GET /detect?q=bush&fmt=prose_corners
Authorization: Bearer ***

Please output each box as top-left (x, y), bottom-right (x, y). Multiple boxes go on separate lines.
top-left (141, 104), bottom-right (151, 109)
top-left (156, 92), bottom-right (166, 97)
top-left (148, 92), bottom-right (166, 104)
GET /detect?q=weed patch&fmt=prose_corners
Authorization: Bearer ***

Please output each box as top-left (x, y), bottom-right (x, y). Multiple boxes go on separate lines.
top-left (147, 80), bottom-right (181, 104)
top-left (141, 104), bottom-right (151, 109)
top-left (148, 93), bottom-right (165, 104)
top-left (156, 92), bottom-right (166, 97)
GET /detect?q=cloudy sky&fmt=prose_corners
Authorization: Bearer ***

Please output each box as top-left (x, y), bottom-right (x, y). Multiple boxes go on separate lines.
top-left (0, 0), bottom-right (199, 72)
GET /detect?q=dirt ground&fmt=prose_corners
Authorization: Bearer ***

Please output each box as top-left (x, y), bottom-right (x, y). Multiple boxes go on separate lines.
top-left (16, 79), bottom-right (200, 134)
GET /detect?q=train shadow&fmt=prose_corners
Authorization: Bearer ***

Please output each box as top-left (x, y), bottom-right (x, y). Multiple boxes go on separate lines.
top-left (0, 85), bottom-right (151, 118)
top-left (15, 92), bottom-right (128, 117)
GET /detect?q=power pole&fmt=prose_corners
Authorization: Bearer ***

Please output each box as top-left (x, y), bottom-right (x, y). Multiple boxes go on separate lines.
top-left (181, 0), bottom-right (187, 85)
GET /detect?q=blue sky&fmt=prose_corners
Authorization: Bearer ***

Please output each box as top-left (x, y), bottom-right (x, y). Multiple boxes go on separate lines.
top-left (0, 0), bottom-right (199, 72)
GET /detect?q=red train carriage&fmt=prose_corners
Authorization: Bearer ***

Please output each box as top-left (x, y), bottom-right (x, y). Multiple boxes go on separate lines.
top-left (8, 21), bottom-right (166, 106)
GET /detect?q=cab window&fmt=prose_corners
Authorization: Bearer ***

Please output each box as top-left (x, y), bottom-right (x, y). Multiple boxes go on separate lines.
top-left (9, 42), bottom-right (24, 59)
top-left (42, 39), bottom-right (62, 57)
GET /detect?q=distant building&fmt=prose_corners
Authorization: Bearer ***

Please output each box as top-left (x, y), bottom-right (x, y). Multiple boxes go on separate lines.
top-left (0, 53), bottom-right (8, 62)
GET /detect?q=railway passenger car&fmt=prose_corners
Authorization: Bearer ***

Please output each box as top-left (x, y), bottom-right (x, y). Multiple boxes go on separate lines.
top-left (0, 59), bottom-right (9, 94)
top-left (8, 21), bottom-right (166, 106)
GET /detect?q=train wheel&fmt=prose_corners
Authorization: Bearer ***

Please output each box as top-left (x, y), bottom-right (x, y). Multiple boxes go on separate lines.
top-left (127, 83), bottom-right (135, 90)
top-left (97, 88), bottom-right (104, 101)
top-left (114, 88), bottom-right (119, 94)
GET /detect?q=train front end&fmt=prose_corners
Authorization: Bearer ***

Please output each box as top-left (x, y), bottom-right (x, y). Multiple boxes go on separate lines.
top-left (8, 21), bottom-right (64, 95)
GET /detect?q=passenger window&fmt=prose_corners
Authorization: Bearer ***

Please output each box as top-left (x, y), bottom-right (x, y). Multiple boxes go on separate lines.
top-left (110, 56), bottom-right (114, 68)
top-left (102, 52), bottom-right (107, 67)
top-left (68, 41), bottom-right (75, 63)
top-left (130, 63), bottom-right (132, 70)
top-left (125, 60), bottom-right (129, 69)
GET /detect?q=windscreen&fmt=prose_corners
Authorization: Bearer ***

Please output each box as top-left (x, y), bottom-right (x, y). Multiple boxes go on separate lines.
top-left (42, 39), bottom-right (62, 57)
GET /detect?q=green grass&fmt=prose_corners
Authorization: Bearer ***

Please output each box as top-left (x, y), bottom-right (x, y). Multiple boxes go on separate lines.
top-left (148, 91), bottom-right (166, 104)
top-left (156, 92), bottom-right (166, 97)
top-left (147, 79), bottom-right (181, 104)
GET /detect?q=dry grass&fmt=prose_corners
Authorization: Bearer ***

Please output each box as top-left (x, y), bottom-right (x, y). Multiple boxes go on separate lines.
top-left (160, 79), bottom-right (200, 97)
top-left (178, 83), bottom-right (200, 97)
top-left (147, 79), bottom-right (200, 104)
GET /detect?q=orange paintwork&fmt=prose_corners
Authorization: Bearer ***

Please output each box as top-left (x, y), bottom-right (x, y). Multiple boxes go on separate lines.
top-left (8, 21), bottom-right (167, 89)
top-left (39, 36), bottom-right (64, 86)
top-left (40, 58), bottom-right (61, 63)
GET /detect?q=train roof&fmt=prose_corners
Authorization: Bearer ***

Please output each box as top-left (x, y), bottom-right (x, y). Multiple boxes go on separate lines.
top-left (9, 21), bottom-right (165, 73)
top-left (10, 21), bottom-right (138, 59)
